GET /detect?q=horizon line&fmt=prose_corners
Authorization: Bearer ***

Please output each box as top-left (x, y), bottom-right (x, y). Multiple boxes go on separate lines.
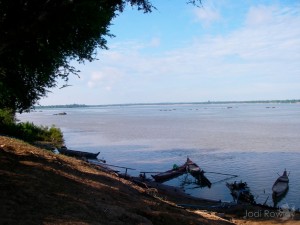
top-left (36, 99), bottom-right (300, 108)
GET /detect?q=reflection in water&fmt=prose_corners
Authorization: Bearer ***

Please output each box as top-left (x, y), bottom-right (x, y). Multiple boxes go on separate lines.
top-left (178, 173), bottom-right (211, 189)
top-left (273, 186), bottom-right (289, 208)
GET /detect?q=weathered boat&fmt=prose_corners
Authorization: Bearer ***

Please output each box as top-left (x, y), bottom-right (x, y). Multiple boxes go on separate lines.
top-left (57, 146), bottom-right (100, 159)
top-left (151, 157), bottom-right (211, 186)
top-left (272, 186), bottom-right (289, 208)
top-left (226, 181), bottom-right (256, 204)
top-left (272, 169), bottom-right (289, 198)
top-left (151, 163), bottom-right (187, 182)
top-left (186, 158), bottom-right (212, 188)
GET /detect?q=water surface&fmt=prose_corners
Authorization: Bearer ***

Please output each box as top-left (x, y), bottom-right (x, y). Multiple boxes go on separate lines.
top-left (18, 103), bottom-right (300, 208)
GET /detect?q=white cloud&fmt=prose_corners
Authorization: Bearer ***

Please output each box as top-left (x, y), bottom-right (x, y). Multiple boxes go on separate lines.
top-left (87, 67), bottom-right (123, 90)
top-left (43, 2), bottom-right (300, 105)
top-left (246, 5), bottom-right (275, 27)
top-left (193, 5), bottom-right (221, 27)
top-left (99, 4), bottom-right (299, 99)
top-left (149, 37), bottom-right (160, 47)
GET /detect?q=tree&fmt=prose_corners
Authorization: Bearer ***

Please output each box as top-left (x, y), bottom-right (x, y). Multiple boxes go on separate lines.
top-left (0, 0), bottom-right (201, 112)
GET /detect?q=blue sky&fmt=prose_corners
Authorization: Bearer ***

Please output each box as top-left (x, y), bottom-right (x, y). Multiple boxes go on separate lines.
top-left (41, 0), bottom-right (300, 105)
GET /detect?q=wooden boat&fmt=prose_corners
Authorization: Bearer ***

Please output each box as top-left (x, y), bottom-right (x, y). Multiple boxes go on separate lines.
top-left (186, 158), bottom-right (211, 188)
top-left (186, 158), bottom-right (202, 175)
top-left (272, 169), bottom-right (289, 198)
top-left (151, 163), bottom-right (187, 182)
top-left (272, 186), bottom-right (289, 208)
top-left (226, 181), bottom-right (255, 204)
top-left (57, 146), bottom-right (100, 159)
top-left (151, 157), bottom-right (211, 186)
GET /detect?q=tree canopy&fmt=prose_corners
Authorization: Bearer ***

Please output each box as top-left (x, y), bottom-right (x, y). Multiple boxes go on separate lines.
top-left (0, 0), bottom-right (201, 112)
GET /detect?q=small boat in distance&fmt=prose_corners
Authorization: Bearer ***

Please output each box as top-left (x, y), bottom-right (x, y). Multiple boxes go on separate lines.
top-left (57, 146), bottom-right (100, 159)
top-left (272, 169), bottom-right (289, 198)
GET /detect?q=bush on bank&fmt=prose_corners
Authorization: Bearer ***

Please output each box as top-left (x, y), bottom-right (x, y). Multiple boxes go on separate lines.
top-left (0, 109), bottom-right (64, 148)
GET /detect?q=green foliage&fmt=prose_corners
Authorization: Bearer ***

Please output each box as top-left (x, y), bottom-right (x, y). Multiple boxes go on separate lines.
top-left (0, 108), bottom-right (15, 125)
top-left (0, 109), bottom-right (64, 147)
top-left (48, 126), bottom-right (64, 146)
top-left (0, 0), bottom-right (153, 112)
top-left (0, 0), bottom-right (200, 112)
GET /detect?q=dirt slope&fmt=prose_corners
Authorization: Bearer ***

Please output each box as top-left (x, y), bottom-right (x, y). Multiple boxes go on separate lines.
top-left (0, 136), bottom-right (234, 225)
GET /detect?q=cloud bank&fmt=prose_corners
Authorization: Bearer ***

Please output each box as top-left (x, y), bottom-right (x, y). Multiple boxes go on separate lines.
top-left (41, 1), bottom-right (300, 105)
top-left (85, 3), bottom-right (300, 102)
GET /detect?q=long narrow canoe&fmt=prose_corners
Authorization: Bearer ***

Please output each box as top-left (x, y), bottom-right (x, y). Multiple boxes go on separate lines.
top-left (151, 163), bottom-right (187, 182)
top-left (57, 146), bottom-right (100, 159)
top-left (272, 170), bottom-right (289, 197)
top-left (151, 157), bottom-right (211, 186)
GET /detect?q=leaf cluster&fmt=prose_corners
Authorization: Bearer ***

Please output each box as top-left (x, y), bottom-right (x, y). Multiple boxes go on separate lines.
top-left (0, 0), bottom-right (200, 112)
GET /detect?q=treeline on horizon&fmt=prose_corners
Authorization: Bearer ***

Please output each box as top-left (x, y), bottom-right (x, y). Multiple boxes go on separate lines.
top-left (35, 99), bottom-right (300, 109)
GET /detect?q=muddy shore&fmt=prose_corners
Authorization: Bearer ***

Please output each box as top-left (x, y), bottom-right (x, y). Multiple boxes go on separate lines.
top-left (0, 136), bottom-right (298, 225)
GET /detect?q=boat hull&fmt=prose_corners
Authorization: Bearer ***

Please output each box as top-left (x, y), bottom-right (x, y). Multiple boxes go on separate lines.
top-left (57, 147), bottom-right (100, 159)
top-left (186, 158), bottom-right (211, 188)
top-left (151, 158), bottom-right (211, 187)
top-left (151, 164), bottom-right (187, 182)
top-left (272, 171), bottom-right (289, 197)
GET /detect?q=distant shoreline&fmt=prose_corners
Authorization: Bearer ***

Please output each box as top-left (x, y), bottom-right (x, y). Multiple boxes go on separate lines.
top-left (35, 99), bottom-right (300, 109)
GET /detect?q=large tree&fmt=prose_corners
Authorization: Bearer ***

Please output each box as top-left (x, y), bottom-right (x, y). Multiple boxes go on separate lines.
top-left (0, 0), bottom-right (200, 112)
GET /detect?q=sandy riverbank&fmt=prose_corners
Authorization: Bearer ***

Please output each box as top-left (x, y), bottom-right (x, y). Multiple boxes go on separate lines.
top-left (0, 136), bottom-right (298, 225)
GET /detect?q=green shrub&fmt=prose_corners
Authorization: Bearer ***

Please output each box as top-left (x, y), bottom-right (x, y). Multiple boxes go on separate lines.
top-left (0, 108), bottom-right (15, 125)
top-left (45, 125), bottom-right (64, 146)
top-left (0, 109), bottom-right (64, 148)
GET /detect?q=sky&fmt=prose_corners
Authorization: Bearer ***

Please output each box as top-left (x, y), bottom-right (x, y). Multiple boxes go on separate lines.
top-left (40, 0), bottom-right (300, 105)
